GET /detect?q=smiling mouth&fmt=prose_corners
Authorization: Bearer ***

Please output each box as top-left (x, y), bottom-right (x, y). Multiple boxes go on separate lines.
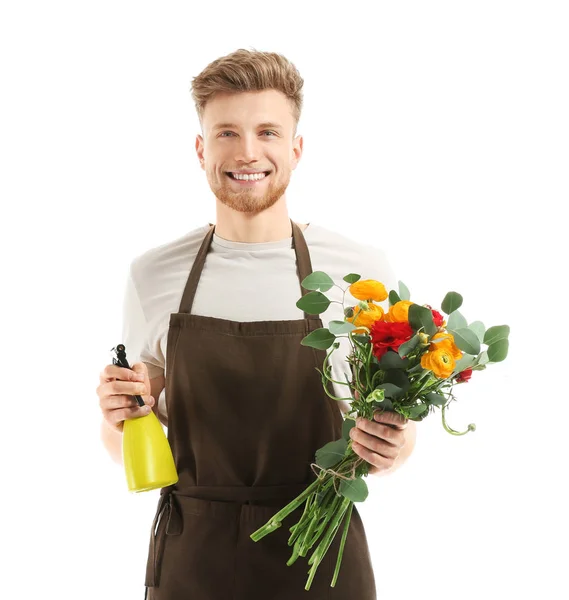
top-left (226, 171), bottom-right (271, 182)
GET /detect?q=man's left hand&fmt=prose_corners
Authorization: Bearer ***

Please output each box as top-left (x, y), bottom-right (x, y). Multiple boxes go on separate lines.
top-left (349, 409), bottom-right (409, 476)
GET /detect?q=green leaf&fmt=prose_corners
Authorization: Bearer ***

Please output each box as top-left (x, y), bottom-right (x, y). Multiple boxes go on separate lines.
top-left (468, 321), bottom-right (486, 342)
top-left (408, 403), bottom-right (429, 418)
top-left (300, 328), bottom-right (336, 350)
top-left (398, 281), bottom-right (410, 300)
top-left (441, 292), bottom-right (463, 315)
top-left (383, 370), bottom-right (411, 393)
top-left (487, 339), bottom-right (509, 362)
top-left (484, 325), bottom-right (510, 345)
top-left (342, 416), bottom-right (356, 441)
top-left (398, 334), bottom-right (420, 358)
top-left (448, 327), bottom-right (481, 355)
top-left (328, 320), bottom-right (356, 335)
top-left (447, 310), bottom-right (468, 331)
top-left (389, 290), bottom-right (401, 306)
top-left (301, 271), bottom-right (334, 292)
top-left (379, 350), bottom-right (410, 370)
top-left (339, 476), bottom-right (368, 503)
top-left (425, 393), bottom-right (447, 406)
top-left (454, 353), bottom-right (478, 374)
top-left (343, 273), bottom-right (361, 284)
top-left (376, 382), bottom-right (404, 399)
top-left (315, 438), bottom-right (348, 469)
top-left (408, 304), bottom-right (437, 337)
top-left (296, 291), bottom-right (331, 315)
top-left (476, 350), bottom-right (489, 366)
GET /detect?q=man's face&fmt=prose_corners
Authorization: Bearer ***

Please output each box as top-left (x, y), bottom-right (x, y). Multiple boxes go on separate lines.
top-left (196, 89), bottom-right (302, 215)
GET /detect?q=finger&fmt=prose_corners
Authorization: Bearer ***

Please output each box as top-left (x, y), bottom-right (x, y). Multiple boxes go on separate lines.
top-left (100, 364), bottom-right (145, 383)
top-left (373, 410), bottom-right (408, 429)
top-left (107, 404), bottom-right (152, 429)
top-left (356, 418), bottom-right (403, 447)
top-left (351, 440), bottom-right (393, 470)
top-left (350, 426), bottom-right (399, 459)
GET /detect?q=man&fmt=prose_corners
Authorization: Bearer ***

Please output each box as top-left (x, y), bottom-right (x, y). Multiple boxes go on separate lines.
top-left (99, 48), bottom-right (416, 599)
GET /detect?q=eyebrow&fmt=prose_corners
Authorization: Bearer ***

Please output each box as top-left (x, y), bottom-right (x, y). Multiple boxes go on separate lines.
top-left (212, 122), bottom-right (283, 132)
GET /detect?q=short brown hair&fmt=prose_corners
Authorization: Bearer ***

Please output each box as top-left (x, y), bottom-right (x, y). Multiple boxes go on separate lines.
top-left (190, 48), bottom-right (304, 137)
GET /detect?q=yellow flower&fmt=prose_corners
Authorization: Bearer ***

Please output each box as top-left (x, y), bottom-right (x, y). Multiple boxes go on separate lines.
top-left (346, 302), bottom-right (385, 333)
top-left (349, 279), bottom-right (388, 302)
top-left (421, 346), bottom-right (456, 378)
top-left (385, 300), bottom-right (414, 323)
top-left (429, 332), bottom-right (462, 360)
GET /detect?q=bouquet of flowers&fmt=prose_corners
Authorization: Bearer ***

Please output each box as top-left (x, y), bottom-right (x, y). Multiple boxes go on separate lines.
top-left (250, 270), bottom-right (510, 591)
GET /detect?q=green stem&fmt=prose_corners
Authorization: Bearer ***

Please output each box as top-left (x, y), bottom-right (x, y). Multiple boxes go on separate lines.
top-left (330, 500), bottom-right (354, 587)
top-left (441, 402), bottom-right (476, 436)
top-left (249, 476), bottom-right (323, 542)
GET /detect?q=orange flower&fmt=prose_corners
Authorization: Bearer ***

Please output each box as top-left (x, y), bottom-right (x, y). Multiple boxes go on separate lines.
top-left (429, 332), bottom-right (462, 360)
top-left (385, 300), bottom-right (414, 323)
top-left (349, 280), bottom-right (388, 302)
top-left (421, 346), bottom-right (456, 378)
top-left (346, 302), bottom-right (385, 333)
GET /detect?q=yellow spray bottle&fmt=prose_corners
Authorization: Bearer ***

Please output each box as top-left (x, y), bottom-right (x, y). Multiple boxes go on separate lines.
top-left (111, 344), bottom-right (178, 493)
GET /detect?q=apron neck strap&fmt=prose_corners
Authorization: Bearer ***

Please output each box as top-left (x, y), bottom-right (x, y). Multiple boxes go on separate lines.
top-left (178, 218), bottom-right (317, 320)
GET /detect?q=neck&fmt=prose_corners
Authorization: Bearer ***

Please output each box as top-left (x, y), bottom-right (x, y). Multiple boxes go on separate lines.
top-left (214, 196), bottom-right (299, 243)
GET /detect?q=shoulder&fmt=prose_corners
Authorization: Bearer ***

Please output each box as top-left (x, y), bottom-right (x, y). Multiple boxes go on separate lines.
top-left (129, 223), bottom-right (211, 285)
top-left (305, 222), bottom-right (395, 281)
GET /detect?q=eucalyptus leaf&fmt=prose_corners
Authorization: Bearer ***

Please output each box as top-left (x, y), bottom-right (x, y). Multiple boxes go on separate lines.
top-left (454, 353), bottom-right (478, 373)
top-left (447, 310), bottom-right (468, 331)
top-left (398, 334), bottom-right (420, 358)
top-left (487, 339), bottom-right (509, 362)
top-left (383, 370), bottom-right (411, 393)
top-left (425, 392), bottom-right (447, 406)
top-left (376, 382), bottom-right (404, 399)
top-left (408, 304), bottom-right (437, 337)
top-left (441, 292), bottom-right (463, 315)
top-left (448, 327), bottom-right (481, 355)
top-left (389, 290), bottom-right (401, 306)
top-left (379, 350), bottom-right (410, 370)
top-left (398, 281), bottom-right (410, 300)
top-left (301, 271), bottom-right (334, 292)
top-left (343, 273), bottom-right (361, 284)
top-left (408, 403), bottom-right (429, 418)
top-left (342, 417), bottom-right (356, 441)
top-left (296, 291), bottom-right (331, 315)
top-left (329, 320), bottom-right (356, 335)
top-left (484, 325), bottom-right (510, 345)
top-left (468, 321), bottom-right (486, 342)
top-left (315, 438), bottom-right (349, 469)
top-left (339, 476), bottom-right (368, 503)
top-left (476, 350), bottom-right (489, 366)
top-left (300, 328), bottom-right (336, 350)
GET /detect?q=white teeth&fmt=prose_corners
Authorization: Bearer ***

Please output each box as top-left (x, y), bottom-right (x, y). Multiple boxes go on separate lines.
top-left (231, 172), bottom-right (267, 181)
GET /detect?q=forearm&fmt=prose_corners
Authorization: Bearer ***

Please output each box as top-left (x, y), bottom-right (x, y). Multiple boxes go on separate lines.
top-left (100, 420), bottom-right (124, 466)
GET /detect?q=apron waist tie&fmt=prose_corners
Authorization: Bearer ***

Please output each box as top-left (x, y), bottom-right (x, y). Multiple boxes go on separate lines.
top-left (144, 482), bottom-right (313, 590)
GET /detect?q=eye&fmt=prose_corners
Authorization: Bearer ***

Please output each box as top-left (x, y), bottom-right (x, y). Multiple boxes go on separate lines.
top-left (262, 131), bottom-right (277, 136)
top-left (220, 131), bottom-right (235, 137)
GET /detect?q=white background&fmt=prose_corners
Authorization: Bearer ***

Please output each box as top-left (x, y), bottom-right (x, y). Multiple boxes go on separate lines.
top-left (1, 1), bottom-right (567, 599)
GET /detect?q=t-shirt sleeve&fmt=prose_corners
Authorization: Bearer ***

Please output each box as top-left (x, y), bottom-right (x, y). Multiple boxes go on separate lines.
top-left (121, 266), bottom-right (165, 379)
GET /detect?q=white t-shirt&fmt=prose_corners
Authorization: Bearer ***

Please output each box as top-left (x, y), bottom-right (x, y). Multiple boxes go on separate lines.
top-left (121, 222), bottom-right (398, 427)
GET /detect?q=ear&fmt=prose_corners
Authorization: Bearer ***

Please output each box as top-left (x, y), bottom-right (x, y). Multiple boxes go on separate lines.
top-left (291, 134), bottom-right (303, 170)
top-left (196, 134), bottom-right (205, 169)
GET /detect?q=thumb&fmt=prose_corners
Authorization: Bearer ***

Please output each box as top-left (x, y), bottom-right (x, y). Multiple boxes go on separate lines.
top-left (131, 361), bottom-right (148, 379)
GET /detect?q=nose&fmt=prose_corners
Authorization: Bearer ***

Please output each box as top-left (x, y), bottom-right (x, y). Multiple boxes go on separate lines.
top-left (234, 133), bottom-right (262, 164)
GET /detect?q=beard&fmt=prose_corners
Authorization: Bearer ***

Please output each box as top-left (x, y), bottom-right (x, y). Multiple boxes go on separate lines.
top-left (208, 168), bottom-right (291, 215)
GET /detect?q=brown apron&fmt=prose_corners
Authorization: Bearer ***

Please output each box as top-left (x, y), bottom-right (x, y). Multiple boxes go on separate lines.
top-left (143, 220), bottom-right (377, 599)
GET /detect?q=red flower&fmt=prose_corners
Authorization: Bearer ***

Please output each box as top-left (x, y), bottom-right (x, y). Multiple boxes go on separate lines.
top-left (425, 304), bottom-right (445, 327)
top-left (456, 368), bottom-right (473, 383)
top-left (369, 321), bottom-right (414, 360)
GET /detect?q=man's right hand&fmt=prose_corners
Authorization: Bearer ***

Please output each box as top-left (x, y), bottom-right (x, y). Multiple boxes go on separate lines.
top-left (97, 362), bottom-right (155, 433)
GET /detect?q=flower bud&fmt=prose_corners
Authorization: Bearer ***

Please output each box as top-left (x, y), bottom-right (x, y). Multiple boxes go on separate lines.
top-left (418, 332), bottom-right (430, 345)
top-left (365, 388), bottom-right (385, 403)
top-left (344, 306), bottom-right (354, 318)
top-left (358, 300), bottom-right (369, 311)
